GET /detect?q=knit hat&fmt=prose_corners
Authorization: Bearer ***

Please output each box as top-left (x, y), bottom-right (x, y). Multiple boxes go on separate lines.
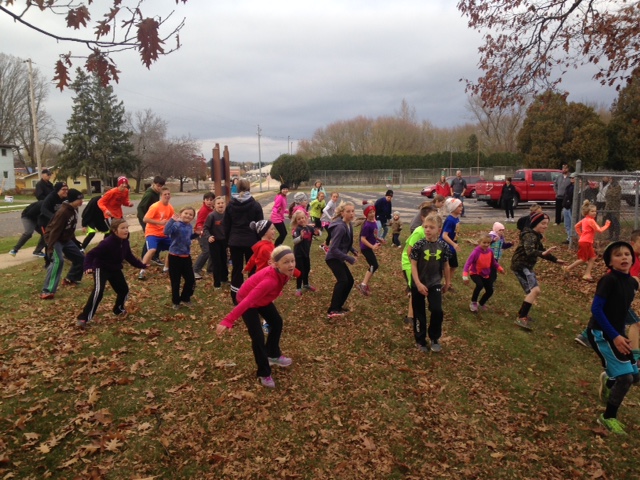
top-left (117, 176), bottom-right (129, 186)
top-left (603, 241), bottom-right (635, 268)
top-left (529, 212), bottom-right (549, 229)
top-left (393, 211), bottom-right (400, 217)
top-left (364, 205), bottom-right (376, 217)
top-left (385, 189), bottom-right (394, 197)
top-left (446, 197), bottom-right (462, 214)
top-left (279, 183), bottom-right (289, 192)
top-left (54, 182), bottom-right (67, 193)
top-left (251, 219), bottom-right (273, 238)
top-left (492, 222), bottom-right (505, 232)
top-left (67, 189), bottom-right (84, 203)
top-left (294, 192), bottom-right (307, 203)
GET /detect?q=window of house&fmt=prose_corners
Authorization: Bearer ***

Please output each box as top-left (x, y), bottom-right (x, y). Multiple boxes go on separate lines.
top-left (1, 149), bottom-right (6, 157)
top-left (3, 171), bottom-right (8, 179)
top-left (74, 180), bottom-right (81, 185)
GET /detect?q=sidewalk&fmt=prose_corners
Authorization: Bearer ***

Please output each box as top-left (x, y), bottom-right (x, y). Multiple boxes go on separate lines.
top-left (0, 217), bottom-right (143, 272)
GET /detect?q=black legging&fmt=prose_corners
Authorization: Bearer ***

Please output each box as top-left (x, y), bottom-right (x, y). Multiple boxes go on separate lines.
top-left (325, 258), bottom-right (354, 313)
top-left (230, 246), bottom-right (254, 304)
top-left (274, 222), bottom-right (287, 247)
top-left (470, 274), bottom-right (494, 305)
top-left (242, 303), bottom-right (283, 377)
top-left (168, 254), bottom-right (196, 306)
top-left (295, 255), bottom-right (311, 289)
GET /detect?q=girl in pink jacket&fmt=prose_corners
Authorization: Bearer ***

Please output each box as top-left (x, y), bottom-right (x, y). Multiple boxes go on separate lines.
top-left (271, 184), bottom-right (289, 246)
top-left (216, 246), bottom-right (297, 388)
top-left (463, 232), bottom-right (504, 312)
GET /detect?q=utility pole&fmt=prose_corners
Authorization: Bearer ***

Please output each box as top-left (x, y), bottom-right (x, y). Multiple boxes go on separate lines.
top-left (287, 135), bottom-right (290, 155)
top-left (26, 59), bottom-right (42, 177)
top-left (257, 125), bottom-right (263, 193)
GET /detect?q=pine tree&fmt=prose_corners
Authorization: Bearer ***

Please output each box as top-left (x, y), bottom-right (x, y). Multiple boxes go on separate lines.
top-left (58, 69), bottom-right (136, 191)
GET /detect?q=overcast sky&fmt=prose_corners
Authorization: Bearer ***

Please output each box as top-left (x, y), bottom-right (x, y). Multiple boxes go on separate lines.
top-left (0, 0), bottom-right (619, 164)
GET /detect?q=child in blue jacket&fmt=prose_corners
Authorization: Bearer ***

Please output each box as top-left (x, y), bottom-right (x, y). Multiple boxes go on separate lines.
top-left (164, 207), bottom-right (199, 309)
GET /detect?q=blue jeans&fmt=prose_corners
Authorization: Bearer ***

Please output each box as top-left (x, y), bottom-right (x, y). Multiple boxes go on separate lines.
top-left (563, 208), bottom-right (572, 241)
top-left (375, 220), bottom-right (389, 240)
top-left (453, 192), bottom-right (465, 216)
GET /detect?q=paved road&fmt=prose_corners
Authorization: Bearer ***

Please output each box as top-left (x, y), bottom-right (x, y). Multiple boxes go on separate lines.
top-left (0, 189), bottom-right (554, 238)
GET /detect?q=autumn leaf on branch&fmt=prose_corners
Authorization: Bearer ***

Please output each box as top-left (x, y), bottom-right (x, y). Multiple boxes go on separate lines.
top-left (137, 18), bottom-right (165, 68)
top-left (66, 5), bottom-right (91, 29)
top-left (53, 58), bottom-right (71, 91)
top-left (1, 1), bottom-right (187, 89)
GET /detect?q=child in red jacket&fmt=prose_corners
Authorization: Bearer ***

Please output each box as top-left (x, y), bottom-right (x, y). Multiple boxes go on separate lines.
top-left (216, 246), bottom-right (297, 388)
top-left (244, 220), bottom-right (277, 274)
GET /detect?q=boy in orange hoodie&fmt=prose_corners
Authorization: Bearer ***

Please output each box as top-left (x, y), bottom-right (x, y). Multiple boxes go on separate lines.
top-left (98, 176), bottom-right (134, 221)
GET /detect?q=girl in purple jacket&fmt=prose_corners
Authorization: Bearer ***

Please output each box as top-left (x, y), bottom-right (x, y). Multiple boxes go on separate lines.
top-left (271, 184), bottom-right (289, 246)
top-left (462, 233), bottom-right (504, 312)
top-left (76, 219), bottom-right (147, 329)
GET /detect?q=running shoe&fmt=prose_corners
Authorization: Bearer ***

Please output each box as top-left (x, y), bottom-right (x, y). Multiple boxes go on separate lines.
top-left (599, 371), bottom-right (611, 405)
top-left (268, 356), bottom-right (293, 367)
top-left (597, 414), bottom-right (626, 434)
top-left (574, 333), bottom-right (589, 348)
top-left (259, 376), bottom-right (276, 388)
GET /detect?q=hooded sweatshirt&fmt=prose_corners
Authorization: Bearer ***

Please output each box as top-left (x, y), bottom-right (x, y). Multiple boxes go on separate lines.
top-left (244, 240), bottom-right (275, 273)
top-left (223, 192), bottom-right (264, 247)
top-left (325, 218), bottom-right (356, 264)
top-left (44, 202), bottom-right (78, 252)
top-left (84, 233), bottom-right (146, 272)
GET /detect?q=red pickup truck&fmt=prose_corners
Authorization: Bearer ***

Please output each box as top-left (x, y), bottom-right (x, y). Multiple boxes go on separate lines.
top-left (476, 169), bottom-right (562, 208)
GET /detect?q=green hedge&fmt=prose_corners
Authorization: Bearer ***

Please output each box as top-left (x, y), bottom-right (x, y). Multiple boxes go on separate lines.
top-left (307, 152), bottom-right (522, 170)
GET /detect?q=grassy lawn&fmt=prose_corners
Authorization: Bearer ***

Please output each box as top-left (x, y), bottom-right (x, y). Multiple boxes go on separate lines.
top-left (1, 220), bottom-right (639, 479)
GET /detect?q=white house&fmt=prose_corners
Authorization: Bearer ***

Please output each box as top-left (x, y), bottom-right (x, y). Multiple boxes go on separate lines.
top-left (0, 144), bottom-right (17, 193)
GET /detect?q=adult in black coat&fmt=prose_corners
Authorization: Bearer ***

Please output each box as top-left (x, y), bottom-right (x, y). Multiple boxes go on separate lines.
top-left (34, 169), bottom-right (54, 201)
top-left (223, 178), bottom-right (264, 304)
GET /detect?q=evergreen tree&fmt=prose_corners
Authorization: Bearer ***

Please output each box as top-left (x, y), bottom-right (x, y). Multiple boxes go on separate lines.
top-left (58, 69), bottom-right (136, 190)
top-left (270, 154), bottom-right (310, 190)
top-left (608, 69), bottom-right (640, 171)
top-left (517, 91), bottom-right (608, 170)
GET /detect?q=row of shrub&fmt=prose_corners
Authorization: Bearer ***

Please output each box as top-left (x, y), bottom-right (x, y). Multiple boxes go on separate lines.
top-left (306, 152), bottom-right (523, 170)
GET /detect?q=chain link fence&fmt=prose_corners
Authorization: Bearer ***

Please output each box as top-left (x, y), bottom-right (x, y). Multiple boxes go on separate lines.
top-left (571, 171), bottom-right (640, 247)
top-left (309, 166), bottom-right (521, 189)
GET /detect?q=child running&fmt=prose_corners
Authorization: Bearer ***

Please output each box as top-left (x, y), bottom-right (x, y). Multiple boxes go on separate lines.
top-left (586, 241), bottom-right (639, 434)
top-left (510, 212), bottom-right (566, 330)
top-left (76, 219), bottom-right (148, 328)
top-left (463, 232), bottom-right (505, 312)
top-left (320, 192), bottom-right (340, 253)
top-left (410, 214), bottom-right (451, 353)
top-left (164, 207), bottom-right (198, 309)
top-left (357, 204), bottom-right (381, 296)
top-left (291, 211), bottom-right (318, 296)
top-left (390, 211), bottom-right (402, 247)
top-left (216, 246), bottom-right (297, 388)
top-left (489, 222), bottom-right (513, 266)
top-left (203, 196), bottom-right (229, 289)
top-left (325, 202), bottom-right (358, 318)
top-left (564, 201), bottom-right (610, 282)
top-left (440, 197), bottom-right (463, 286)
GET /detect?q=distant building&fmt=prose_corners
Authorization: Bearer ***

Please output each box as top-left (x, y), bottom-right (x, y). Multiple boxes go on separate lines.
top-left (0, 144), bottom-right (18, 192)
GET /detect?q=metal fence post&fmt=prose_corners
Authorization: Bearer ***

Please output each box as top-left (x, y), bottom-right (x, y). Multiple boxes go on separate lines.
top-left (570, 159), bottom-right (582, 248)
